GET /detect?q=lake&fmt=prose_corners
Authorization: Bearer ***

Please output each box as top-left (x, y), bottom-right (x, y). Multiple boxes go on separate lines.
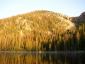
top-left (0, 51), bottom-right (84, 64)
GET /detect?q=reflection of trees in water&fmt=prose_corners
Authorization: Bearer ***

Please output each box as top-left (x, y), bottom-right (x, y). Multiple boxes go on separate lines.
top-left (40, 53), bottom-right (85, 64)
top-left (0, 53), bottom-right (84, 64)
top-left (41, 53), bottom-right (65, 64)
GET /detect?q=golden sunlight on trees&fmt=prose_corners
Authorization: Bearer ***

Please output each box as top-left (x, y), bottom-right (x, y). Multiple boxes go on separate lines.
top-left (0, 10), bottom-right (85, 51)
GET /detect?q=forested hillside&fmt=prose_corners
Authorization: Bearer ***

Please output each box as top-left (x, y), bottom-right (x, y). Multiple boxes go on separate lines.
top-left (0, 10), bottom-right (84, 51)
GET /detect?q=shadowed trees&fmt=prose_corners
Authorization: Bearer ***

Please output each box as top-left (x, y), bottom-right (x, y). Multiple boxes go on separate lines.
top-left (41, 23), bottom-right (85, 51)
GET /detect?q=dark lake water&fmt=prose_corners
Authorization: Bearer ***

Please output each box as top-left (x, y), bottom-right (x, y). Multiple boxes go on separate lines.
top-left (0, 51), bottom-right (85, 64)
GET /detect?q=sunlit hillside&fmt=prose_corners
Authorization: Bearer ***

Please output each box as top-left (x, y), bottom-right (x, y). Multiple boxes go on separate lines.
top-left (0, 10), bottom-right (85, 51)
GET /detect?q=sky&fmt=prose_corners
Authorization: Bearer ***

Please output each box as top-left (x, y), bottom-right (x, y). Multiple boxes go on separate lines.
top-left (0, 0), bottom-right (85, 19)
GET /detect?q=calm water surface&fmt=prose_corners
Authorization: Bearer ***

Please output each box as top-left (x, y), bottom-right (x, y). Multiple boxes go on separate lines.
top-left (0, 51), bottom-right (85, 64)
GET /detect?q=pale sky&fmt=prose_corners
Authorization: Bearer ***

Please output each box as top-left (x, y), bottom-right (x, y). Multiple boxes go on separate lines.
top-left (0, 0), bottom-right (85, 19)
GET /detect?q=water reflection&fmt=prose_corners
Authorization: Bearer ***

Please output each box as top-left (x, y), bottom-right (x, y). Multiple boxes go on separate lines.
top-left (0, 52), bottom-right (84, 64)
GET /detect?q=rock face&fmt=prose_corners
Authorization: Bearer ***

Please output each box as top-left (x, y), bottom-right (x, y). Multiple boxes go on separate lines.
top-left (80, 12), bottom-right (85, 17)
top-left (79, 12), bottom-right (85, 22)
top-left (72, 12), bottom-right (85, 23)
top-left (0, 10), bottom-right (76, 51)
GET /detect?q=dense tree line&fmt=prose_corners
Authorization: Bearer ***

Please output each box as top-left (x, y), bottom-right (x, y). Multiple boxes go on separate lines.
top-left (0, 23), bottom-right (84, 51)
top-left (41, 23), bottom-right (85, 51)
